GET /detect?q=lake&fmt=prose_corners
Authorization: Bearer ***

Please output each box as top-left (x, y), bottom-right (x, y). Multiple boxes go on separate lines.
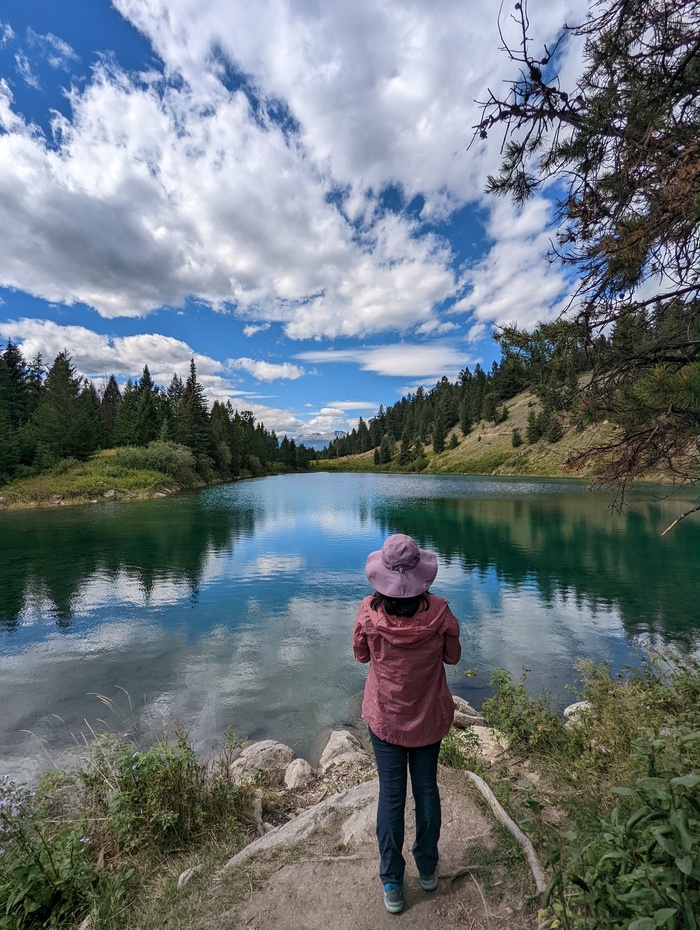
top-left (1, 471), bottom-right (699, 782)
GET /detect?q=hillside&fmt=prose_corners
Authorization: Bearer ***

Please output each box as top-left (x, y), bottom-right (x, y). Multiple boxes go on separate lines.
top-left (314, 386), bottom-right (670, 484)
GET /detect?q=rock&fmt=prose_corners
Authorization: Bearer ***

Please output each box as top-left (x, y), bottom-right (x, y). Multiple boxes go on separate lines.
top-left (221, 778), bottom-right (379, 872)
top-left (152, 492), bottom-right (167, 498)
top-left (103, 489), bottom-right (116, 499)
top-left (77, 915), bottom-right (94, 930)
top-left (453, 695), bottom-right (485, 727)
top-left (563, 701), bottom-right (592, 728)
top-left (318, 730), bottom-right (367, 773)
top-left (229, 739), bottom-right (295, 785)
top-left (471, 726), bottom-right (509, 764)
top-left (177, 865), bottom-right (203, 888)
top-left (285, 758), bottom-right (315, 789)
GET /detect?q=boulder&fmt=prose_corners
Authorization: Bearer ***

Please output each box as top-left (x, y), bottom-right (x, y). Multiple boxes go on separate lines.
top-left (470, 726), bottom-right (509, 764)
top-left (229, 739), bottom-right (295, 785)
top-left (103, 489), bottom-right (116, 499)
top-left (318, 730), bottom-right (367, 773)
top-left (284, 758), bottom-right (315, 789)
top-left (453, 695), bottom-right (486, 727)
top-left (563, 701), bottom-right (592, 728)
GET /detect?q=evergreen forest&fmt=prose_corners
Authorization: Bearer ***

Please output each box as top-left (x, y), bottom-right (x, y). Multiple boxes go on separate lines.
top-left (0, 345), bottom-right (314, 490)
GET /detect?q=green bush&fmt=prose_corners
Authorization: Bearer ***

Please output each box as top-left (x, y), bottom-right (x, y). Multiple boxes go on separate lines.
top-left (439, 727), bottom-right (480, 770)
top-left (544, 733), bottom-right (700, 930)
top-left (0, 775), bottom-right (132, 930)
top-left (111, 442), bottom-right (197, 485)
top-left (79, 731), bottom-right (251, 856)
top-left (481, 668), bottom-right (566, 752)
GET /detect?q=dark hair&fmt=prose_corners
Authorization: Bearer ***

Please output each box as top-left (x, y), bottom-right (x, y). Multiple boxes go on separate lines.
top-left (370, 591), bottom-right (430, 618)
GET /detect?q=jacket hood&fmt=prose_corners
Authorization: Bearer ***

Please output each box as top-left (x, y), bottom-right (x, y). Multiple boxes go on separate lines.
top-left (367, 596), bottom-right (450, 649)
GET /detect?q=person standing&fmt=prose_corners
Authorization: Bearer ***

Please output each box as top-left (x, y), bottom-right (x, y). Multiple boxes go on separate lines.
top-left (353, 533), bottom-right (462, 914)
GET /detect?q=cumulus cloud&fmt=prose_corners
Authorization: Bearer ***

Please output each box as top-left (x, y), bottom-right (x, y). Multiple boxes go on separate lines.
top-left (0, 0), bottom-right (588, 341)
top-left (226, 357), bottom-right (305, 382)
top-left (457, 198), bottom-right (575, 330)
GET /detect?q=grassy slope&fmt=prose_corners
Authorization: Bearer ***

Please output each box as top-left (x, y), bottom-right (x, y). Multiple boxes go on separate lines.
top-left (314, 387), bottom-right (653, 482)
top-left (0, 448), bottom-right (193, 508)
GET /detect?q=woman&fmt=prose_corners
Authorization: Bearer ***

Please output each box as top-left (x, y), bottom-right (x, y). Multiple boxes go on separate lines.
top-left (353, 533), bottom-right (461, 914)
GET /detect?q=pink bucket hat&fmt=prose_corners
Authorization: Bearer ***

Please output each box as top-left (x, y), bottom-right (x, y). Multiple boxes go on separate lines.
top-left (365, 533), bottom-right (438, 598)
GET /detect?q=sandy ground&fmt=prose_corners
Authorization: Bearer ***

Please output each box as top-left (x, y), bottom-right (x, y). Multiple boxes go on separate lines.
top-left (208, 766), bottom-right (537, 930)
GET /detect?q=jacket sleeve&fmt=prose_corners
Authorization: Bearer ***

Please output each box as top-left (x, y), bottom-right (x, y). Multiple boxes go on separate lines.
top-left (352, 602), bottom-right (370, 663)
top-left (442, 605), bottom-right (462, 665)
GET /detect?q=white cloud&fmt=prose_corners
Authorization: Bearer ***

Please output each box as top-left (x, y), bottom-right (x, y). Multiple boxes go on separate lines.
top-left (0, 23), bottom-right (15, 46)
top-left (243, 323), bottom-right (271, 337)
top-left (226, 357), bottom-right (305, 382)
top-left (15, 52), bottom-right (40, 88)
top-left (460, 198), bottom-right (575, 330)
top-left (296, 342), bottom-right (472, 380)
top-left (0, 0), bottom-right (589, 340)
top-left (323, 400), bottom-right (379, 411)
top-left (28, 29), bottom-right (79, 70)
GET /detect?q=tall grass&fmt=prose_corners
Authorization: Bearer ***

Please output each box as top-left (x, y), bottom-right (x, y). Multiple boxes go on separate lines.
top-left (0, 728), bottom-right (254, 930)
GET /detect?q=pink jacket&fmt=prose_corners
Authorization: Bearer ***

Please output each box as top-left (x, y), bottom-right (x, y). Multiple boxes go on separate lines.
top-left (353, 594), bottom-right (461, 747)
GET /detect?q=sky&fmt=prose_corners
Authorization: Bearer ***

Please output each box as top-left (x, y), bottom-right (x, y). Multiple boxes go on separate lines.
top-left (0, 0), bottom-right (588, 438)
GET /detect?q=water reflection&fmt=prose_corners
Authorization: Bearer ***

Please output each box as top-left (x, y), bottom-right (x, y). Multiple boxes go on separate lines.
top-left (369, 484), bottom-right (700, 643)
top-left (0, 473), bottom-right (698, 782)
top-left (0, 494), bottom-right (259, 628)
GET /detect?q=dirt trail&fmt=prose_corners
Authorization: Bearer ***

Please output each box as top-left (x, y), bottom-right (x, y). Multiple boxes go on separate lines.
top-left (208, 767), bottom-right (537, 930)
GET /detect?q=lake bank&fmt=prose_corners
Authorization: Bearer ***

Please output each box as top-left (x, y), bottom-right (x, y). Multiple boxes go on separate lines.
top-left (3, 656), bottom-right (699, 930)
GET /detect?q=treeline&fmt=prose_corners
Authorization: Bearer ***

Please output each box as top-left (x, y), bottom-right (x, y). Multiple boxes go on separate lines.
top-left (319, 328), bottom-right (592, 465)
top-left (0, 344), bottom-right (315, 487)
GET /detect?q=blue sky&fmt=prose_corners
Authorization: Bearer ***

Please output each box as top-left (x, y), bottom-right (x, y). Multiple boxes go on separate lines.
top-left (0, 0), bottom-right (586, 437)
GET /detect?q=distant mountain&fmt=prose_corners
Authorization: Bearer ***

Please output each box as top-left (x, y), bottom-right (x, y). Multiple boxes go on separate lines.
top-left (291, 430), bottom-right (348, 451)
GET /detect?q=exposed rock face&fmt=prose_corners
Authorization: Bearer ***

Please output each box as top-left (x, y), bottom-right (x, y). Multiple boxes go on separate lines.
top-left (222, 779), bottom-right (380, 871)
top-left (452, 695), bottom-right (486, 728)
top-left (318, 730), bottom-right (367, 773)
top-left (284, 758), bottom-right (315, 789)
top-left (229, 740), bottom-right (295, 785)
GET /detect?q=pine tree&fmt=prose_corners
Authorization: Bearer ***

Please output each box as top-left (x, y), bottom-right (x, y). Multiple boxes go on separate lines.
top-left (99, 375), bottom-right (121, 444)
top-left (29, 352), bottom-right (100, 466)
top-left (133, 365), bottom-right (161, 445)
top-left (176, 359), bottom-right (214, 460)
top-left (432, 409), bottom-right (446, 454)
top-left (379, 433), bottom-right (394, 464)
top-left (526, 410), bottom-right (540, 445)
top-left (398, 430), bottom-right (413, 466)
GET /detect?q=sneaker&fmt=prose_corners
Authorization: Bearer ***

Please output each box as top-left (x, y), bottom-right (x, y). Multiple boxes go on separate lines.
top-left (382, 883), bottom-right (404, 914)
top-left (419, 872), bottom-right (438, 892)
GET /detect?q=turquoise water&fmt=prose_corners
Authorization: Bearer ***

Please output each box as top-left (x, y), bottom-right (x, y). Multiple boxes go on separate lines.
top-left (1, 472), bottom-right (698, 780)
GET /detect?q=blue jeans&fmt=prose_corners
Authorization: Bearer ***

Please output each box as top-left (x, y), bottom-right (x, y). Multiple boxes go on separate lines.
top-left (368, 728), bottom-right (442, 885)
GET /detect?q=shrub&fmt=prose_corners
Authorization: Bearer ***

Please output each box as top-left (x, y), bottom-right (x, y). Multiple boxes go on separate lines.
top-left (481, 668), bottom-right (566, 752)
top-left (439, 727), bottom-right (480, 770)
top-left (544, 733), bottom-right (700, 930)
top-left (111, 441), bottom-right (197, 485)
top-left (79, 731), bottom-right (251, 856)
top-left (0, 775), bottom-right (132, 930)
